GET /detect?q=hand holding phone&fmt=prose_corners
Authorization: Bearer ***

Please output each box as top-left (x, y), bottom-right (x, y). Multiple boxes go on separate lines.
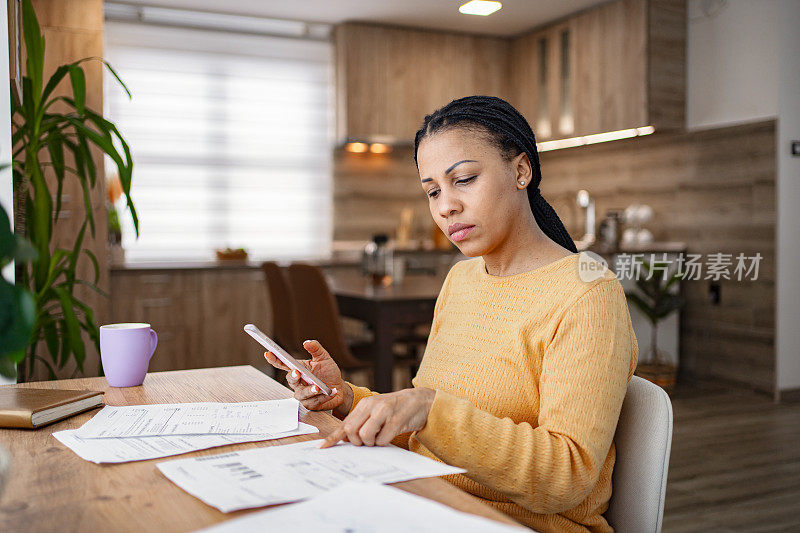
top-left (244, 324), bottom-right (334, 396)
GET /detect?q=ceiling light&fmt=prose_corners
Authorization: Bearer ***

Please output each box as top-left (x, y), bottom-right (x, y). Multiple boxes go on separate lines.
top-left (459, 1), bottom-right (502, 16)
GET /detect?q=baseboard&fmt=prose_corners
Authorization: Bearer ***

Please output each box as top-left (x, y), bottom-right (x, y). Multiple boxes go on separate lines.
top-left (777, 387), bottom-right (800, 403)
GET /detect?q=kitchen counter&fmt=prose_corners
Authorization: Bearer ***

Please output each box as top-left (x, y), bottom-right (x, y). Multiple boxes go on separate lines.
top-left (111, 243), bottom-right (461, 272)
top-left (582, 240), bottom-right (688, 255)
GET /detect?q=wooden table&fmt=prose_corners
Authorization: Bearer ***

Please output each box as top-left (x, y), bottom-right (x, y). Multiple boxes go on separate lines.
top-left (328, 273), bottom-right (444, 392)
top-left (0, 366), bottom-right (520, 531)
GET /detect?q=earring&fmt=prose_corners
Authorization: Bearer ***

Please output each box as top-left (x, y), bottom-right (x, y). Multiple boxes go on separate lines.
top-left (519, 180), bottom-right (526, 187)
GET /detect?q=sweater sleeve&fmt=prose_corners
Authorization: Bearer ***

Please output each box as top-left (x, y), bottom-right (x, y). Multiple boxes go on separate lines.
top-left (340, 264), bottom-right (459, 451)
top-left (413, 279), bottom-right (637, 514)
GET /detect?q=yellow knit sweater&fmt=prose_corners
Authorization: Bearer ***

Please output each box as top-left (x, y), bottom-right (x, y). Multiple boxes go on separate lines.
top-left (347, 253), bottom-right (638, 532)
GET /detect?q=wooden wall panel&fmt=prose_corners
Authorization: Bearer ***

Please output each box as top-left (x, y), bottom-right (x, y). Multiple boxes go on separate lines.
top-left (538, 120), bottom-right (776, 392)
top-left (333, 147), bottom-right (431, 241)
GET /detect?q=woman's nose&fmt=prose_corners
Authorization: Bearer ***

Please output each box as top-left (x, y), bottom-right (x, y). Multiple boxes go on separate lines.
top-left (437, 190), bottom-right (462, 218)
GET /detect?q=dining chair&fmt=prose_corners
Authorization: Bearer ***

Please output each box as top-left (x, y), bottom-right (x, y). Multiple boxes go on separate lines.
top-left (285, 263), bottom-right (373, 377)
top-left (260, 262), bottom-right (304, 359)
top-left (605, 375), bottom-right (674, 533)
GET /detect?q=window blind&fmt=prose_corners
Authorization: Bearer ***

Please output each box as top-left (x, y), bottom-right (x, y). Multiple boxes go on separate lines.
top-left (104, 22), bottom-right (333, 262)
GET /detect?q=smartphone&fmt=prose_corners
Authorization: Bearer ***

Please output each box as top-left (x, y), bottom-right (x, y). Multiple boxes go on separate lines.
top-left (244, 324), bottom-right (333, 396)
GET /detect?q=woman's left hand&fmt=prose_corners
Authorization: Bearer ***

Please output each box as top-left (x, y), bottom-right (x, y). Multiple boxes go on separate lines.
top-left (320, 387), bottom-right (436, 448)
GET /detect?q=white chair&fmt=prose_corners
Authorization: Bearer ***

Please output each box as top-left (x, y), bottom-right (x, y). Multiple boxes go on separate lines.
top-left (605, 375), bottom-right (674, 533)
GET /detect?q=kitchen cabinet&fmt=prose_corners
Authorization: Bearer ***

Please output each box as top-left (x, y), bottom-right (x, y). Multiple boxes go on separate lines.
top-left (334, 22), bottom-right (511, 143)
top-left (511, 21), bottom-right (574, 141)
top-left (334, 0), bottom-right (684, 144)
top-left (511, 0), bottom-right (685, 140)
top-left (111, 267), bottom-right (270, 372)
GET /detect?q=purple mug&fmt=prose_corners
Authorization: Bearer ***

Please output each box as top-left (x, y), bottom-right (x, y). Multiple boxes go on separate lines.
top-left (100, 323), bottom-right (158, 387)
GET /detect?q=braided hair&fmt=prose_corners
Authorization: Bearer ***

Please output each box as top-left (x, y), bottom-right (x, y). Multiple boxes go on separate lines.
top-left (413, 95), bottom-right (577, 253)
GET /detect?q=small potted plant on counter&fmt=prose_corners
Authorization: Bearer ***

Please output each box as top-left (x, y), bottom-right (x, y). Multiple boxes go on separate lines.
top-left (625, 258), bottom-right (685, 394)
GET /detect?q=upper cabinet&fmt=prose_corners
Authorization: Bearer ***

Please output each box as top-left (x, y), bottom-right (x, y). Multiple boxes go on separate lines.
top-left (511, 0), bottom-right (686, 140)
top-left (334, 0), bottom-right (686, 144)
top-left (334, 22), bottom-right (511, 143)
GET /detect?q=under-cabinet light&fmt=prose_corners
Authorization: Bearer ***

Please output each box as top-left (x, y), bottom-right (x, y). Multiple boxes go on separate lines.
top-left (459, 1), bottom-right (502, 16)
top-left (369, 143), bottom-right (392, 154)
top-left (344, 142), bottom-right (369, 153)
top-left (537, 126), bottom-right (655, 152)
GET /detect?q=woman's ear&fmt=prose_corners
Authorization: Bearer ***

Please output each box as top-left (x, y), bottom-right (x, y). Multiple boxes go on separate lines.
top-left (513, 152), bottom-right (532, 189)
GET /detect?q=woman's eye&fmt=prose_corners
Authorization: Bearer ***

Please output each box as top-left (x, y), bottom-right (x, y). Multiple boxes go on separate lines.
top-left (427, 189), bottom-right (440, 199)
top-left (456, 176), bottom-right (476, 185)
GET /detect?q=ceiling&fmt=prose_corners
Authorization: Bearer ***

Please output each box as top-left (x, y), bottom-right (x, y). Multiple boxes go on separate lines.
top-left (111, 0), bottom-right (610, 37)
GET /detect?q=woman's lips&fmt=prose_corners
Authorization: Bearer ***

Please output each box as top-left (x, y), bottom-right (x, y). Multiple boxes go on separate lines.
top-left (450, 225), bottom-right (475, 242)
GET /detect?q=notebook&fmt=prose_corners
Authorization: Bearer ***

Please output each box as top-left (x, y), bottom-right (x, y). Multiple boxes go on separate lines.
top-left (0, 388), bottom-right (105, 429)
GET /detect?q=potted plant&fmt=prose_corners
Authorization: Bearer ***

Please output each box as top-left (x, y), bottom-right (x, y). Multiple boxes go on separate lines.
top-left (624, 258), bottom-right (685, 394)
top-left (10, 0), bottom-right (138, 380)
top-left (0, 203), bottom-right (36, 378)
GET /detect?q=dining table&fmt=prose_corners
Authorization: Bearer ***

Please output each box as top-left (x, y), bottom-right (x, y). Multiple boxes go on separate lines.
top-left (326, 271), bottom-right (445, 393)
top-left (0, 366), bottom-right (522, 531)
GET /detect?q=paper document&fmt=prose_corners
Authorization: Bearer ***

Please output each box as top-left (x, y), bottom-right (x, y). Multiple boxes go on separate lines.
top-left (74, 399), bottom-right (299, 438)
top-left (196, 481), bottom-right (525, 533)
top-left (157, 439), bottom-right (466, 512)
top-left (53, 422), bottom-right (318, 464)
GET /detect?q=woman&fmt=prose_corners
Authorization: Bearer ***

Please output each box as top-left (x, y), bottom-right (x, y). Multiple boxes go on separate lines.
top-left (265, 95), bottom-right (638, 532)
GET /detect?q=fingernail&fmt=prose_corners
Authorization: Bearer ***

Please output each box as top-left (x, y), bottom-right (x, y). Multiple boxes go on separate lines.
top-left (292, 370), bottom-right (299, 378)
top-left (331, 388), bottom-right (338, 396)
top-left (314, 385), bottom-right (320, 393)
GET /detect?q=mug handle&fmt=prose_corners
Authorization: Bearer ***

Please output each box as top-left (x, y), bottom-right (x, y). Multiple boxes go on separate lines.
top-left (148, 329), bottom-right (158, 360)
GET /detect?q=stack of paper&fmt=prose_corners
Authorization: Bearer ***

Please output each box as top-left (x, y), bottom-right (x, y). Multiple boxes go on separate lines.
top-left (53, 398), bottom-right (318, 464)
top-left (157, 438), bottom-right (467, 512)
top-left (196, 481), bottom-right (526, 533)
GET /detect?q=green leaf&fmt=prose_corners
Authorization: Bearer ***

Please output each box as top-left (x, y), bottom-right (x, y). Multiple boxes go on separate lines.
top-left (102, 60), bottom-right (131, 99)
top-left (21, 0), bottom-right (44, 105)
top-left (665, 270), bottom-right (684, 291)
top-left (46, 130), bottom-right (66, 222)
top-left (0, 203), bottom-right (16, 260)
top-left (43, 321), bottom-right (59, 367)
top-left (72, 279), bottom-right (109, 298)
top-left (27, 154), bottom-right (53, 289)
top-left (71, 104), bottom-right (138, 236)
top-left (0, 355), bottom-right (19, 379)
top-left (78, 136), bottom-right (96, 187)
top-left (68, 65), bottom-right (86, 115)
top-left (40, 65), bottom-right (69, 107)
top-left (83, 248), bottom-right (100, 285)
top-left (38, 249), bottom-right (70, 297)
top-left (53, 286), bottom-right (85, 370)
top-left (67, 221), bottom-right (88, 288)
top-left (0, 279), bottom-right (37, 359)
top-left (624, 291), bottom-right (658, 325)
top-left (12, 234), bottom-right (38, 264)
top-left (20, 76), bottom-right (35, 128)
top-left (70, 295), bottom-right (100, 348)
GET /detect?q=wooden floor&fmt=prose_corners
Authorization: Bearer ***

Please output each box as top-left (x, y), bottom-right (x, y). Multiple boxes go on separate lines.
top-left (663, 380), bottom-right (800, 532)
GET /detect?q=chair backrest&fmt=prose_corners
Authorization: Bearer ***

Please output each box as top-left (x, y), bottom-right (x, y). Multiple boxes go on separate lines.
top-left (606, 375), bottom-right (674, 533)
top-left (285, 263), bottom-right (364, 369)
top-left (261, 262), bottom-right (302, 354)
